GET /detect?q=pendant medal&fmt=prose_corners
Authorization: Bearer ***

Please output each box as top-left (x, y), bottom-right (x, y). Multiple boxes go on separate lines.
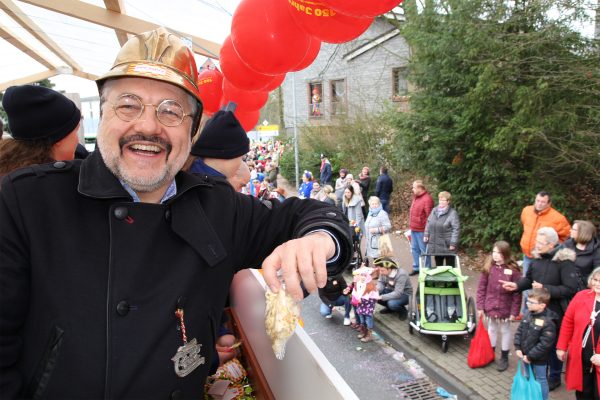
top-left (172, 308), bottom-right (205, 377)
top-left (171, 337), bottom-right (205, 377)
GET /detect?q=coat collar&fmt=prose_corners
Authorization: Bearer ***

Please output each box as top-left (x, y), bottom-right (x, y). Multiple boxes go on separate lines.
top-left (78, 149), bottom-right (210, 201)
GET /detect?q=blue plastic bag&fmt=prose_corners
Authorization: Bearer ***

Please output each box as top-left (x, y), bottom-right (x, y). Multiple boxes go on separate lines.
top-left (511, 361), bottom-right (543, 400)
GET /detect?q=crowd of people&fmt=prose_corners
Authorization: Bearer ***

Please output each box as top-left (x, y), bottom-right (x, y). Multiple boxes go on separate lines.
top-left (302, 161), bottom-right (599, 400)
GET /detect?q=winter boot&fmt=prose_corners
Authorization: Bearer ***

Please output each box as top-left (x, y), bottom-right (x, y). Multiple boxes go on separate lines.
top-left (496, 350), bottom-right (509, 372)
top-left (357, 325), bottom-right (368, 339)
top-left (360, 329), bottom-right (374, 342)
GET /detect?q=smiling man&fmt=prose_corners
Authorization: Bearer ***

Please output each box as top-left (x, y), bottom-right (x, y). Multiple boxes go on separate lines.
top-left (0, 27), bottom-right (351, 399)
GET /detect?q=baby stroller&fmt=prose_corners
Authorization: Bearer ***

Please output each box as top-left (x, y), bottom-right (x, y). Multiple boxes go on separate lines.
top-left (407, 253), bottom-right (476, 352)
top-left (347, 221), bottom-right (363, 271)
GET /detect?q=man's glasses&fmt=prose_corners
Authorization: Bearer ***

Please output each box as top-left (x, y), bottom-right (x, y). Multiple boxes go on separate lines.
top-left (526, 299), bottom-right (541, 305)
top-left (110, 93), bottom-right (192, 127)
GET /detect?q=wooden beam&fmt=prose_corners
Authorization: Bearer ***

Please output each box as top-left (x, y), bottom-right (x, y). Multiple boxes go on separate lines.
top-left (20, 0), bottom-right (221, 58)
top-left (103, 0), bottom-right (128, 46)
top-left (72, 70), bottom-right (99, 81)
top-left (0, 0), bottom-right (82, 70)
top-left (0, 24), bottom-right (56, 70)
top-left (0, 69), bottom-right (58, 91)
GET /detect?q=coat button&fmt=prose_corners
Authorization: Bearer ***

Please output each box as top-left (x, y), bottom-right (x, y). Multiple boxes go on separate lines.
top-left (170, 389), bottom-right (183, 400)
top-left (165, 209), bottom-right (171, 221)
top-left (114, 207), bottom-right (128, 220)
top-left (53, 161), bottom-right (66, 169)
top-left (116, 300), bottom-right (130, 316)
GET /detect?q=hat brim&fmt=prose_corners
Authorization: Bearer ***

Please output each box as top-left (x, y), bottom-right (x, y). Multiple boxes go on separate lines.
top-left (96, 61), bottom-right (202, 104)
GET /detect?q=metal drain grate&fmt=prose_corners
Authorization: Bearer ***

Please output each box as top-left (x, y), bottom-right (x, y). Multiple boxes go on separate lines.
top-left (394, 378), bottom-right (440, 399)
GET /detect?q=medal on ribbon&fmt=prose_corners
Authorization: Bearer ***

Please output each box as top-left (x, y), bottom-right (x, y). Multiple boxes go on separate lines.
top-left (172, 308), bottom-right (205, 377)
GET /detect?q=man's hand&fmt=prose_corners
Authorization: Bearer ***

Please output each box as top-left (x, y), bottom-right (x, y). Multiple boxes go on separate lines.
top-left (532, 281), bottom-right (543, 289)
top-left (556, 349), bottom-right (566, 362)
top-left (262, 232), bottom-right (335, 300)
top-left (499, 280), bottom-right (517, 291)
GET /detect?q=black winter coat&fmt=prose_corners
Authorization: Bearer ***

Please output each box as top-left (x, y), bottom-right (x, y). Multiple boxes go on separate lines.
top-left (514, 308), bottom-right (559, 364)
top-left (516, 247), bottom-right (579, 320)
top-left (0, 151), bottom-right (351, 400)
top-left (375, 173), bottom-right (393, 201)
top-left (318, 273), bottom-right (348, 305)
top-left (563, 237), bottom-right (600, 281)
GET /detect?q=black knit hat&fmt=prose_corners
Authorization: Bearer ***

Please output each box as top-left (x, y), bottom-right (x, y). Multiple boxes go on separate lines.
top-left (2, 85), bottom-right (81, 143)
top-left (190, 110), bottom-right (250, 159)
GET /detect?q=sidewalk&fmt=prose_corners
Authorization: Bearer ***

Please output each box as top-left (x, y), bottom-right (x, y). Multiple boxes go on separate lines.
top-left (278, 176), bottom-right (572, 400)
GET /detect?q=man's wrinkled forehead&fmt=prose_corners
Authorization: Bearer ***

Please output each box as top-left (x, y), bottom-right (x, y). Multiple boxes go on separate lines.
top-left (102, 77), bottom-right (189, 103)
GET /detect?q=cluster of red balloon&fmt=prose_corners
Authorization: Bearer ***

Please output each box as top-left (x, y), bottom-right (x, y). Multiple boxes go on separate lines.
top-left (197, 0), bottom-right (403, 132)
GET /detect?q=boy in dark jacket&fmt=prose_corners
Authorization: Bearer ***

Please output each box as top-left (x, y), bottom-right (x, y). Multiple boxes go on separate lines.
top-left (318, 273), bottom-right (351, 325)
top-left (514, 288), bottom-right (558, 400)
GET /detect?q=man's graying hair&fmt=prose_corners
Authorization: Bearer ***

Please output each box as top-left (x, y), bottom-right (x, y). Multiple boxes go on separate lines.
top-left (537, 227), bottom-right (559, 245)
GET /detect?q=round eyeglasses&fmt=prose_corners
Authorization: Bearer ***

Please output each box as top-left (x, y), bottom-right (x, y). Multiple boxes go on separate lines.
top-left (110, 93), bottom-right (193, 127)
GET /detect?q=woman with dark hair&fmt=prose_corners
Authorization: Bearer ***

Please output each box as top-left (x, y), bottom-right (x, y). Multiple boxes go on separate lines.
top-left (563, 220), bottom-right (600, 282)
top-left (342, 185), bottom-right (364, 233)
top-left (476, 241), bottom-right (522, 371)
top-left (0, 85), bottom-right (81, 178)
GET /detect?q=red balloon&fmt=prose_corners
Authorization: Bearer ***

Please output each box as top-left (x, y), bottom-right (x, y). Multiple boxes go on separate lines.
top-left (231, 0), bottom-right (312, 75)
top-left (196, 68), bottom-right (223, 113)
top-left (222, 79), bottom-right (269, 112)
top-left (287, 0), bottom-right (374, 43)
top-left (220, 36), bottom-right (279, 91)
top-left (263, 74), bottom-right (286, 91)
top-left (234, 109), bottom-right (260, 132)
top-left (320, 0), bottom-right (403, 18)
top-left (290, 37), bottom-right (321, 72)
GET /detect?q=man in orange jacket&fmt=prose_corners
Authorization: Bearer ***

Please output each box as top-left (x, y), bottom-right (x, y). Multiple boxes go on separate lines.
top-left (520, 191), bottom-right (570, 262)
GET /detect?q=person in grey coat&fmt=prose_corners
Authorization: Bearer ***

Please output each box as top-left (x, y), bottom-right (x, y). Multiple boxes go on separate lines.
top-left (375, 257), bottom-right (413, 320)
top-left (364, 196), bottom-right (392, 264)
top-left (424, 191), bottom-right (460, 267)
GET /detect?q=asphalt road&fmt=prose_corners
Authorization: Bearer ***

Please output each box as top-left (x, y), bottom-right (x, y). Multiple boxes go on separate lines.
top-left (300, 293), bottom-right (441, 399)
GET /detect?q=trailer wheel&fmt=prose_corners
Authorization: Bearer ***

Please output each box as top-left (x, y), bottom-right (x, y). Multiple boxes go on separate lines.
top-left (408, 295), bottom-right (415, 334)
top-left (466, 297), bottom-right (476, 332)
top-left (442, 337), bottom-right (449, 353)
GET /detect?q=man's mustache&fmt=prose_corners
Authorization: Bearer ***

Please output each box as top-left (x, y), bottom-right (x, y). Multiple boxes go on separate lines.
top-left (119, 134), bottom-right (173, 156)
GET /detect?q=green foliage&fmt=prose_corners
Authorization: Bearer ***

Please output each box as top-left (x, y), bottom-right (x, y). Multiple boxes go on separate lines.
top-left (278, 112), bottom-right (402, 194)
top-left (389, 0), bottom-right (600, 249)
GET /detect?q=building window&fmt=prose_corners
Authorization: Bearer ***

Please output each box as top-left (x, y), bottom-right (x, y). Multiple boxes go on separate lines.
top-left (330, 79), bottom-right (346, 116)
top-left (392, 67), bottom-right (409, 101)
top-left (309, 82), bottom-right (323, 117)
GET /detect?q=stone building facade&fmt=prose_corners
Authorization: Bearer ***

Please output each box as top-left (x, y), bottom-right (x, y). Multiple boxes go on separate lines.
top-left (281, 15), bottom-right (411, 132)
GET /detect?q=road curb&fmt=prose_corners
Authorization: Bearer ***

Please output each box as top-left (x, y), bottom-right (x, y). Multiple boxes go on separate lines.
top-left (375, 316), bottom-right (485, 400)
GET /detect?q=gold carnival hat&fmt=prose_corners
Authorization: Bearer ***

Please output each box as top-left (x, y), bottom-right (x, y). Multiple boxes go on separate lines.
top-left (97, 27), bottom-right (201, 103)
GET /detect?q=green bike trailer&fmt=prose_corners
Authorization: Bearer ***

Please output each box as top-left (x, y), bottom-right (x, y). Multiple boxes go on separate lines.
top-left (408, 254), bottom-right (477, 352)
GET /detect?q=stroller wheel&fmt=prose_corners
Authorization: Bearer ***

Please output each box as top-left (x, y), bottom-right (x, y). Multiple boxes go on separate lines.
top-left (441, 339), bottom-right (449, 353)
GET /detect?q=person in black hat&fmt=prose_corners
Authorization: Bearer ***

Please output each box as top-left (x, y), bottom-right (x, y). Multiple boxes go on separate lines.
top-left (0, 84), bottom-right (81, 177)
top-left (186, 110), bottom-right (251, 191)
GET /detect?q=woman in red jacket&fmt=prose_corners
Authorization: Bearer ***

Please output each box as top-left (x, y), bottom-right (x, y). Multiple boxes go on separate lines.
top-left (556, 266), bottom-right (600, 400)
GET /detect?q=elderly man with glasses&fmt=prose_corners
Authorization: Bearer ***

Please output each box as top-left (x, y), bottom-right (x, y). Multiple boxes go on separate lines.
top-left (501, 226), bottom-right (580, 392)
top-left (0, 28), bottom-right (351, 399)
